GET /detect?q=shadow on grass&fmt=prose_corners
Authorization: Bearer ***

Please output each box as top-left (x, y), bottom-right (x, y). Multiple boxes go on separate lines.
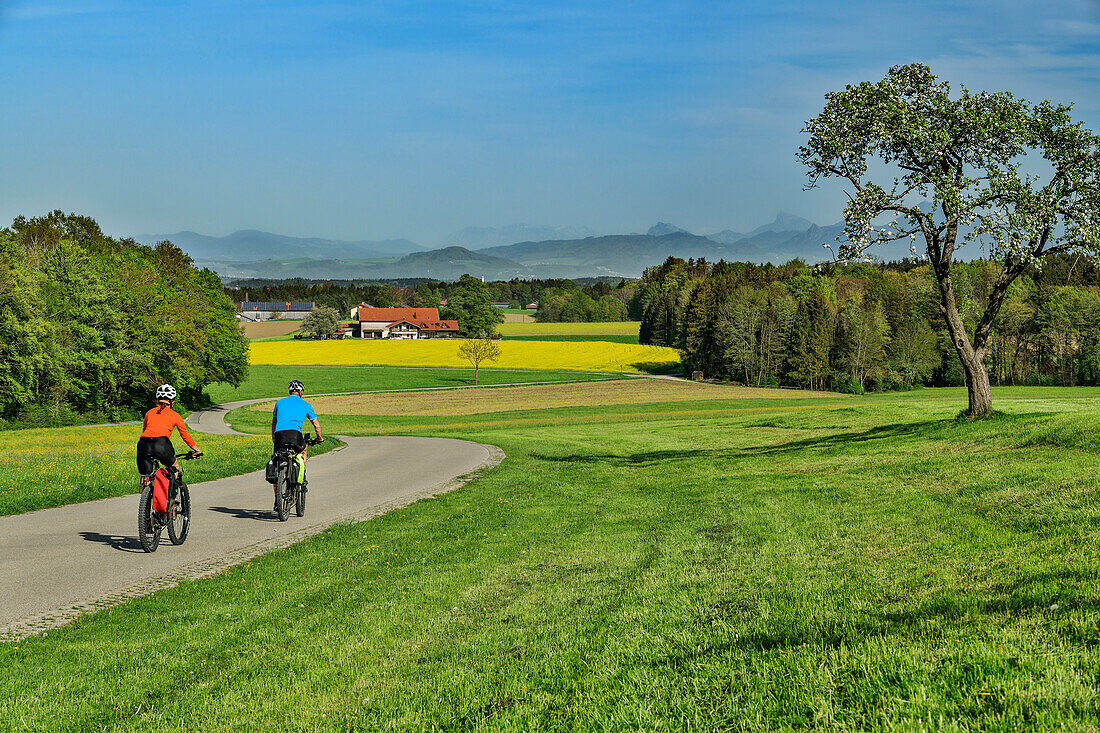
top-left (530, 449), bottom-right (717, 467)
top-left (734, 420), bottom-right (942, 457)
top-left (78, 531), bottom-right (144, 553)
top-left (208, 505), bottom-right (279, 522)
top-left (530, 421), bottom-right (942, 467)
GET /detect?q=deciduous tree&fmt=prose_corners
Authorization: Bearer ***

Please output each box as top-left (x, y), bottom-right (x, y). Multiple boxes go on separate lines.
top-left (800, 64), bottom-right (1100, 415)
top-left (457, 337), bottom-right (502, 385)
top-left (300, 305), bottom-right (342, 340)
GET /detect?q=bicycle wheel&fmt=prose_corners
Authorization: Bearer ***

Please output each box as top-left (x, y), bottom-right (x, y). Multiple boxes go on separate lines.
top-left (295, 478), bottom-right (306, 517)
top-left (137, 477), bottom-right (162, 553)
top-left (168, 479), bottom-right (191, 545)
top-left (275, 464), bottom-right (291, 522)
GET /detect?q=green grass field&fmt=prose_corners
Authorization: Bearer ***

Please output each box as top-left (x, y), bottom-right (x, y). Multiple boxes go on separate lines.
top-left (0, 426), bottom-right (342, 516)
top-left (503, 333), bottom-right (639, 344)
top-left (204, 365), bottom-right (619, 403)
top-left (496, 320), bottom-right (640, 336)
top-left (6, 385), bottom-right (1100, 729)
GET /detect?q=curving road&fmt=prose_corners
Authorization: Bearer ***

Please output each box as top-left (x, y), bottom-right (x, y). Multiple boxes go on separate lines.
top-left (0, 403), bottom-right (502, 641)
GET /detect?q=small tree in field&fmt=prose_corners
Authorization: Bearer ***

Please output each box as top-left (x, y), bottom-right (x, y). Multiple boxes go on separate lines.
top-left (458, 337), bottom-right (501, 385)
top-left (300, 306), bottom-right (341, 339)
top-left (800, 64), bottom-right (1100, 416)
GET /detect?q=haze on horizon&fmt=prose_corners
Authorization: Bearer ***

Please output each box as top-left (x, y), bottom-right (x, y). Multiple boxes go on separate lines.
top-left (1, 0), bottom-right (1097, 247)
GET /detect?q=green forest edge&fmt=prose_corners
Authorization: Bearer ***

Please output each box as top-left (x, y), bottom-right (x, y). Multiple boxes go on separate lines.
top-left (636, 255), bottom-right (1100, 394)
top-left (7, 392), bottom-right (1100, 728)
top-left (0, 212), bottom-right (248, 429)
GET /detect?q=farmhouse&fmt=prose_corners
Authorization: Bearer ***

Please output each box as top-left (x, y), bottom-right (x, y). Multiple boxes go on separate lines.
top-left (237, 301), bottom-right (315, 321)
top-left (353, 306), bottom-right (459, 339)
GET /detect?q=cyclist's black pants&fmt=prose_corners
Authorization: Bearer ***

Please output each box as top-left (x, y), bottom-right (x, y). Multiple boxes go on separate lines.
top-left (136, 436), bottom-right (175, 475)
top-left (273, 430), bottom-right (306, 453)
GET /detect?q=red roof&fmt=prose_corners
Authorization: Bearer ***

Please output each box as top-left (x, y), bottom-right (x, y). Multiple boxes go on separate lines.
top-left (357, 307), bottom-right (440, 322)
top-left (421, 320), bottom-right (459, 332)
top-left (384, 318), bottom-right (459, 332)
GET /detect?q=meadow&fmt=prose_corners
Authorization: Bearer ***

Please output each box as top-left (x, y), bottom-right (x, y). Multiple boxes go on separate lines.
top-left (0, 426), bottom-right (339, 516)
top-left (496, 320), bottom-right (640, 336)
top-left (203, 365), bottom-right (619, 404)
top-left (6, 386), bottom-right (1100, 729)
top-left (247, 338), bottom-right (680, 373)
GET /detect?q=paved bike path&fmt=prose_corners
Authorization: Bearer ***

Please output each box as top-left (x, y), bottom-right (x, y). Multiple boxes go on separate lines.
top-left (0, 421), bottom-right (502, 639)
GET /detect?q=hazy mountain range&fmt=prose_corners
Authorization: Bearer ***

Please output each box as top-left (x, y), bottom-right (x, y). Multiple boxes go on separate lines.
top-left (141, 213), bottom-right (922, 281)
top-left (134, 229), bottom-right (424, 261)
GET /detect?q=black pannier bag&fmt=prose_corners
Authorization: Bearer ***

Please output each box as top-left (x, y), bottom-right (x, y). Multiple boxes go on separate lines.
top-left (265, 455), bottom-right (278, 484)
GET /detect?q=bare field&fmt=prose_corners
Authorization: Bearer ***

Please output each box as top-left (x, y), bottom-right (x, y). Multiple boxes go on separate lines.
top-left (241, 320), bottom-right (301, 339)
top-left (279, 378), bottom-right (830, 417)
top-left (503, 313), bottom-right (535, 323)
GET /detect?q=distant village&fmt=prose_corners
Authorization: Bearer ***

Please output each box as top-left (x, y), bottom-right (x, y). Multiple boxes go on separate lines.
top-left (234, 299), bottom-right (537, 339)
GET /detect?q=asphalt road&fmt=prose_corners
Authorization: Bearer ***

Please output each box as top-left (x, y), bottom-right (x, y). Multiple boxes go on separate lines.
top-left (0, 405), bottom-right (502, 640)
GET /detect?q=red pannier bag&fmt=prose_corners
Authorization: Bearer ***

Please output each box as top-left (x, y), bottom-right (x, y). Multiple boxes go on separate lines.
top-left (152, 467), bottom-right (171, 514)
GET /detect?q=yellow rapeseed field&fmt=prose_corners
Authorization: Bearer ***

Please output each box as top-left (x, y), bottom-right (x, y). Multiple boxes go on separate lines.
top-left (249, 338), bottom-right (679, 373)
top-left (496, 321), bottom-right (640, 336)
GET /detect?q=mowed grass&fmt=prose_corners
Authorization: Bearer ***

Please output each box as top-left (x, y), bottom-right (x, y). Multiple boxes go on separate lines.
top-left (6, 387), bottom-right (1100, 728)
top-left (248, 338), bottom-right (680, 373)
top-left (0, 426), bottom-right (340, 516)
top-left (496, 320), bottom-right (640, 336)
top-left (204, 365), bottom-right (618, 404)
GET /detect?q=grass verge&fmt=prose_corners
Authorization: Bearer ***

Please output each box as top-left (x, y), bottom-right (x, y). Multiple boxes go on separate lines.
top-left (0, 426), bottom-right (342, 516)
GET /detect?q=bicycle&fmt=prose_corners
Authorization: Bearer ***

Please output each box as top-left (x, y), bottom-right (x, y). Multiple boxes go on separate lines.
top-left (138, 452), bottom-right (200, 553)
top-left (273, 434), bottom-right (322, 522)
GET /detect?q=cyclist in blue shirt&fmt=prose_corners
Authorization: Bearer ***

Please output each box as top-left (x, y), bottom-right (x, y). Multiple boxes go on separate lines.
top-left (271, 380), bottom-right (324, 511)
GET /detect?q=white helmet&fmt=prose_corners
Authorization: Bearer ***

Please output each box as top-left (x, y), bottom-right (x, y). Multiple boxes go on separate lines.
top-left (155, 384), bottom-right (177, 400)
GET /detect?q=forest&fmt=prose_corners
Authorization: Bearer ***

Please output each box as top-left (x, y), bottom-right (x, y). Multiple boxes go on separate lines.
top-left (636, 256), bottom-right (1100, 393)
top-left (0, 212), bottom-right (248, 425)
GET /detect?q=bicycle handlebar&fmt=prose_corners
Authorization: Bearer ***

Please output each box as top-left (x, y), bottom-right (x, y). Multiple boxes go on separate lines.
top-left (176, 451), bottom-right (202, 460)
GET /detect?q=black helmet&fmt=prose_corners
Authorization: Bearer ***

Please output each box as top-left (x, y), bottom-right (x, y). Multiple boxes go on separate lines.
top-left (288, 380), bottom-right (304, 394)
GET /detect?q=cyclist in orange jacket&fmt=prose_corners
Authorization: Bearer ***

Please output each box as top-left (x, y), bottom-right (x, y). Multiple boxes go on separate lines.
top-left (137, 384), bottom-right (202, 476)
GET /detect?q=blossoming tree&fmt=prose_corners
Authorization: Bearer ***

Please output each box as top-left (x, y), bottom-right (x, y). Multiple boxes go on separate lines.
top-left (800, 64), bottom-right (1099, 415)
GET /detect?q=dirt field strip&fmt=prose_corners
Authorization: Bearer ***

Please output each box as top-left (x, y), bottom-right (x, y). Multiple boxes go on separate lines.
top-left (295, 378), bottom-right (840, 417)
top-left (241, 320), bottom-right (302, 339)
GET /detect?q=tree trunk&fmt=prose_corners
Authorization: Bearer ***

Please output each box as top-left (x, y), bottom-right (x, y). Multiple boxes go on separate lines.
top-left (934, 267), bottom-right (994, 416)
top-left (960, 351), bottom-right (993, 416)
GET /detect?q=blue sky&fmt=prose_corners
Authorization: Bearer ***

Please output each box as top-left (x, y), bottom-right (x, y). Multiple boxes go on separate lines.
top-left (1, 0), bottom-right (1097, 245)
